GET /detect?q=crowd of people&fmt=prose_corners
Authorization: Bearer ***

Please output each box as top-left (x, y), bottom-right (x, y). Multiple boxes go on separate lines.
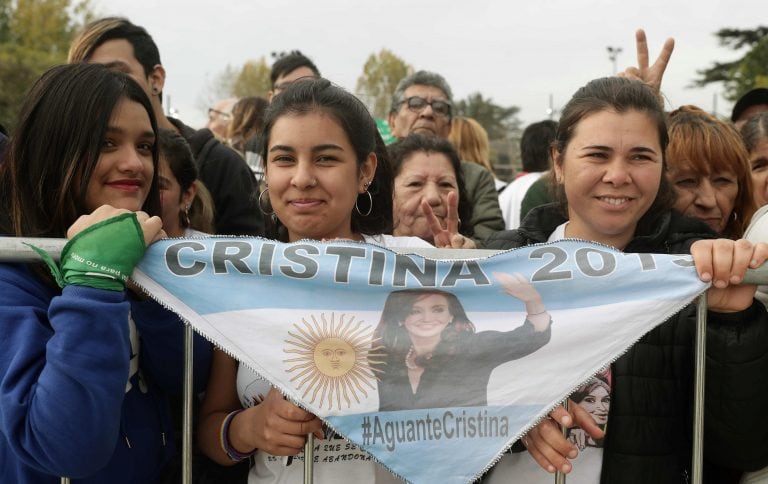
top-left (1, 15), bottom-right (768, 484)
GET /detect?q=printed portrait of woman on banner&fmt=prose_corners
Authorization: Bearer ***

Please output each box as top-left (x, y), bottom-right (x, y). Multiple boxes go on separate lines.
top-left (567, 369), bottom-right (611, 450)
top-left (374, 273), bottom-right (553, 411)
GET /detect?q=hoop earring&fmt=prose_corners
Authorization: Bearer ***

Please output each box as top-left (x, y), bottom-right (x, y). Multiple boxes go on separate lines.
top-left (258, 187), bottom-right (275, 216)
top-left (355, 190), bottom-right (373, 217)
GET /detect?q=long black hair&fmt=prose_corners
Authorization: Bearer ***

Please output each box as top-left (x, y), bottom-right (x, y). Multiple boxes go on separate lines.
top-left (260, 77), bottom-right (391, 240)
top-left (0, 63), bottom-right (159, 238)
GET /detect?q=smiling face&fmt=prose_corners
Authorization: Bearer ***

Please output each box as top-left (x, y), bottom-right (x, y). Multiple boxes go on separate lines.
top-left (668, 163), bottom-right (738, 234)
top-left (84, 98), bottom-right (155, 213)
top-left (392, 151), bottom-right (458, 242)
top-left (388, 84), bottom-right (452, 139)
top-left (580, 385), bottom-right (610, 425)
top-left (402, 293), bottom-right (454, 346)
top-left (553, 109), bottom-right (663, 249)
top-left (265, 111), bottom-right (375, 242)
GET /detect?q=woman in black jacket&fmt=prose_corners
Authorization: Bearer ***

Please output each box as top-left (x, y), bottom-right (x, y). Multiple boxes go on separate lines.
top-left (482, 76), bottom-right (768, 484)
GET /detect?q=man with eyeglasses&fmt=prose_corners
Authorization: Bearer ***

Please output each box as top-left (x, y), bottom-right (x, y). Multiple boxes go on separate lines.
top-left (68, 17), bottom-right (263, 238)
top-left (388, 70), bottom-right (504, 243)
top-left (206, 98), bottom-right (238, 140)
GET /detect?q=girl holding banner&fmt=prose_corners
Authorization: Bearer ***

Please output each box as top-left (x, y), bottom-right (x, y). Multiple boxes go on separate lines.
top-left (198, 78), bottom-right (470, 483)
top-left (484, 76), bottom-right (768, 484)
top-left (0, 64), bottom-right (212, 483)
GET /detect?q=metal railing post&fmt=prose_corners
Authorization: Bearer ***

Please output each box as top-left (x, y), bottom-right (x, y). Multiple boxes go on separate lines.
top-left (182, 324), bottom-right (194, 484)
top-left (304, 434), bottom-right (315, 484)
top-left (691, 293), bottom-right (707, 484)
top-left (555, 399), bottom-right (569, 484)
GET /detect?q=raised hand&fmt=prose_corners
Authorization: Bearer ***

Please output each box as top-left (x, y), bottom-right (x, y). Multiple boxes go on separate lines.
top-left (617, 29), bottom-right (675, 95)
top-left (494, 272), bottom-right (551, 331)
top-left (494, 272), bottom-right (541, 304)
top-left (425, 191), bottom-right (475, 249)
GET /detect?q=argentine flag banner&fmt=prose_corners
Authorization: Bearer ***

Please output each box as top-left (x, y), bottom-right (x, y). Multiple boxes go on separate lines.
top-left (133, 238), bottom-right (708, 484)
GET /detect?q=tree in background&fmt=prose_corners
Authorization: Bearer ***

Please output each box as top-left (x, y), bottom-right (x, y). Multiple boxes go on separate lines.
top-left (692, 26), bottom-right (768, 101)
top-left (454, 92), bottom-right (522, 181)
top-left (231, 57), bottom-right (271, 98)
top-left (356, 48), bottom-right (412, 119)
top-left (0, 0), bottom-right (93, 130)
top-left (199, 56), bottom-right (272, 115)
top-left (454, 92), bottom-right (521, 140)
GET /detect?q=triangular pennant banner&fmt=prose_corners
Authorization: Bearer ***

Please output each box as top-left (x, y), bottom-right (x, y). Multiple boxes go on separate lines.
top-left (133, 238), bottom-right (707, 484)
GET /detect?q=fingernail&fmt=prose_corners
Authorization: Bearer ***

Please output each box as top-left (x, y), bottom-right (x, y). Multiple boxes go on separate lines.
top-left (561, 462), bottom-right (571, 473)
top-left (700, 272), bottom-right (712, 282)
top-left (714, 279), bottom-right (727, 289)
top-left (568, 449), bottom-right (578, 459)
top-left (730, 275), bottom-right (742, 284)
top-left (560, 415), bottom-right (572, 426)
top-left (546, 465), bottom-right (555, 473)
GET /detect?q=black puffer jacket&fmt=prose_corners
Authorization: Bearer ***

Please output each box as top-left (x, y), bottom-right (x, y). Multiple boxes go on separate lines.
top-left (485, 204), bottom-right (768, 484)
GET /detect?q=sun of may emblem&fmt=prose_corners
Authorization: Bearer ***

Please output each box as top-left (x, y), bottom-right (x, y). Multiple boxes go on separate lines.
top-left (284, 312), bottom-right (383, 410)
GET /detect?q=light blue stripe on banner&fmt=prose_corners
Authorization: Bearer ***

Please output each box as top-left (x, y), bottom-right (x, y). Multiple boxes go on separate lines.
top-left (137, 238), bottom-right (705, 316)
top-left (326, 405), bottom-right (540, 484)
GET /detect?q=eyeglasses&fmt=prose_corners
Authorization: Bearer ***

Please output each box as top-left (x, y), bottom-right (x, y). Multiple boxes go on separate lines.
top-left (208, 108), bottom-right (232, 121)
top-left (400, 96), bottom-right (452, 117)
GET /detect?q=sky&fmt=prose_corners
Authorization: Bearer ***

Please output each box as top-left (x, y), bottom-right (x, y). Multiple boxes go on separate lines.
top-left (92, 0), bottom-right (764, 129)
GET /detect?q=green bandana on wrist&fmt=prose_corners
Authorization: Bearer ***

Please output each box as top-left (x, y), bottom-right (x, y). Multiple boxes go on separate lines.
top-left (26, 213), bottom-right (147, 291)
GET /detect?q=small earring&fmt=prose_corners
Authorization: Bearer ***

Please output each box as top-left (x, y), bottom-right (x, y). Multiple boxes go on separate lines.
top-left (182, 204), bottom-right (191, 227)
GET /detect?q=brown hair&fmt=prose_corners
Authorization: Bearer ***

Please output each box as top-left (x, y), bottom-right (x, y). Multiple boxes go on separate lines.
top-left (667, 105), bottom-right (755, 238)
top-left (227, 96), bottom-right (268, 153)
top-left (550, 77), bottom-right (674, 224)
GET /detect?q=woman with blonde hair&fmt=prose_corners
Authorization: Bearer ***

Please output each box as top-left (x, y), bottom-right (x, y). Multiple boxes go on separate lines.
top-left (448, 116), bottom-right (506, 191)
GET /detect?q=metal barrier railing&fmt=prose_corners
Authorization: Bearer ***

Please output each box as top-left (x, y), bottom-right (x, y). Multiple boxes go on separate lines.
top-left (2, 237), bottom-right (764, 484)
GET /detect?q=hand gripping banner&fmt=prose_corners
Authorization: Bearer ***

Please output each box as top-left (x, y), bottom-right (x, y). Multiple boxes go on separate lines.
top-left (132, 238), bottom-right (708, 484)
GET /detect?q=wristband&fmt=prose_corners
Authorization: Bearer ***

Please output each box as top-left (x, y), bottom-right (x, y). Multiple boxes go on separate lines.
top-left (221, 409), bottom-right (256, 462)
top-left (26, 213), bottom-right (146, 291)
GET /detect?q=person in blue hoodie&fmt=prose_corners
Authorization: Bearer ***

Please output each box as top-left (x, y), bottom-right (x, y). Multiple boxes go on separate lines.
top-left (0, 63), bottom-right (211, 483)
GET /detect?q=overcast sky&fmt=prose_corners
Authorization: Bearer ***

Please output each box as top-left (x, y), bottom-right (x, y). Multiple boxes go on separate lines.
top-left (93, 0), bottom-right (764, 129)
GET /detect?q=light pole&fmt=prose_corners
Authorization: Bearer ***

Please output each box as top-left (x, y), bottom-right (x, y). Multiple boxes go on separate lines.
top-left (607, 46), bottom-right (623, 75)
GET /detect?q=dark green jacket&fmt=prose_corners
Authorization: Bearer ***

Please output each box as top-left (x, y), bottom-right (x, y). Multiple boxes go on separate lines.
top-left (461, 161), bottom-right (504, 245)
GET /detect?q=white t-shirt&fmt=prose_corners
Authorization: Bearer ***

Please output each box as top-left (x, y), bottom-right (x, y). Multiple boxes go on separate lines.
top-left (485, 223), bottom-right (609, 484)
top-left (498, 172), bottom-right (546, 229)
top-left (363, 233), bottom-right (434, 248)
top-left (237, 234), bottom-right (427, 484)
